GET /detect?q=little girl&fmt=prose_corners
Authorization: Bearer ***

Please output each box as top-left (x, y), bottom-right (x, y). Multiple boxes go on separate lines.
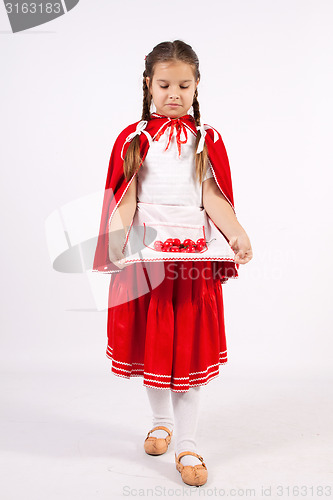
top-left (93, 40), bottom-right (253, 487)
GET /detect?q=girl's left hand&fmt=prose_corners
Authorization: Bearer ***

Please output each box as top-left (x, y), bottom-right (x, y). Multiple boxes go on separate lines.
top-left (229, 233), bottom-right (253, 265)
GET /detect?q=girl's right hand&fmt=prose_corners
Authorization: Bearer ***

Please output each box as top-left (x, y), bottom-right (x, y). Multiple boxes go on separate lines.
top-left (108, 228), bottom-right (127, 269)
top-left (113, 259), bottom-right (126, 270)
top-left (108, 247), bottom-right (126, 269)
top-left (108, 238), bottom-right (126, 269)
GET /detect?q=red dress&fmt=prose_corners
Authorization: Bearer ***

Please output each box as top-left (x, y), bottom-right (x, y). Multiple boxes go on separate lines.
top-left (107, 261), bottom-right (227, 392)
top-left (104, 114), bottom-right (236, 392)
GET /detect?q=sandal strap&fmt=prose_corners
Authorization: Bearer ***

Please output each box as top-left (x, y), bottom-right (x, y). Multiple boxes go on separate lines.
top-left (176, 451), bottom-right (204, 463)
top-left (146, 425), bottom-right (172, 438)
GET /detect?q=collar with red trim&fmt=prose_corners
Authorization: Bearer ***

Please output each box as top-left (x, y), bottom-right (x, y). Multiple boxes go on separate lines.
top-left (150, 113), bottom-right (194, 157)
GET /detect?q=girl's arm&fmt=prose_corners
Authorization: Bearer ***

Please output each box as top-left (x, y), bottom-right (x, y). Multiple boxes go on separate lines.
top-left (108, 176), bottom-right (137, 268)
top-left (202, 178), bottom-right (253, 264)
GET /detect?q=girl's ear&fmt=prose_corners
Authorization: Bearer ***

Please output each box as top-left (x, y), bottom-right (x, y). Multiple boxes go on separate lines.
top-left (145, 76), bottom-right (150, 88)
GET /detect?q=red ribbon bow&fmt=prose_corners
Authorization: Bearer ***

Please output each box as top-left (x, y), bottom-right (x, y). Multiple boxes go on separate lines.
top-left (154, 118), bottom-right (188, 158)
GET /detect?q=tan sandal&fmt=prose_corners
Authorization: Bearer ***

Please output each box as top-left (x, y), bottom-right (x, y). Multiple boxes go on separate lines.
top-left (175, 451), bottom-right (208, 486)
top-left (144, 426), bottom-right (173, 455)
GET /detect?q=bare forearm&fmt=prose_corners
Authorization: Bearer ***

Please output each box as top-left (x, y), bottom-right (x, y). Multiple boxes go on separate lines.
top-left (204, 195), bottom-right (245, 241)
top-left (109, 200), bottom-right (137, 253)
top-left (202, 178), bottom-right (253, 264)
top-left (108, 177), bottom-right (138, 263)
top-left (110, 200), bottom-right (136, 234)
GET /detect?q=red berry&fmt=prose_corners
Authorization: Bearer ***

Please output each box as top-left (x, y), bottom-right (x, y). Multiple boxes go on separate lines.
top-left (154, 240), bottom-right (164, 251)
top-left (185, 245), bottom-right (196, 253)
top-left (172, 238), bottom-right (181, 246)
top-left (163, 240), bottom-right (173, 249)
top-left (196, 238), bottom-right (206, 246)
top-left (169, 246), bottom-right (179, 252)
top-left (183, 239), bottom-right (195, 247)
top-left (164, 238), bottom-right (173, 244)
top-left (195, 243), bottom-right (205, 252)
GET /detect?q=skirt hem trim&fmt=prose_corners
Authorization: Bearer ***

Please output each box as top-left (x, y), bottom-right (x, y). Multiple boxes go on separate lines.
top-left (105, 350), bottom-right (228, 392)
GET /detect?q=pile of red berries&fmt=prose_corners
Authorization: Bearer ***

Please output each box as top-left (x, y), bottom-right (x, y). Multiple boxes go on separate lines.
top-left (153, 238), bottom-right (207, 253)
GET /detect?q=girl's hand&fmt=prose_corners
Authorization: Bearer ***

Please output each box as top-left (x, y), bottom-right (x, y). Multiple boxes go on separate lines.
top-left (108, 228), bottom-right (127, 269)
top-left (229, 232), bottom-right (253, 265)
top-left (109, 250), bottom-right (126, 270)
top-left (114, 261), bottom-right (126, 270)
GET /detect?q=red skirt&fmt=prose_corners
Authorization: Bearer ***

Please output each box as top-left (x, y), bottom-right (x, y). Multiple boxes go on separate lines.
top-left (106, 260), bottom-right (228, 392)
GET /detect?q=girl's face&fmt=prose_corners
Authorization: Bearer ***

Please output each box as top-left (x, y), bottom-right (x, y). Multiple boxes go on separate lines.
top-left (146, 60), bottom-right (199, 118)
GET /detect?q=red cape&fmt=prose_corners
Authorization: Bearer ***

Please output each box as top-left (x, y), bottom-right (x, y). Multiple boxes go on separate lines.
top-left (93, 113), bottom-right (238, 280)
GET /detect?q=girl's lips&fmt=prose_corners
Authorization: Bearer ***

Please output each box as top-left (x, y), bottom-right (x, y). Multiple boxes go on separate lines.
top-left (168, 104), bottom-right (180, 107)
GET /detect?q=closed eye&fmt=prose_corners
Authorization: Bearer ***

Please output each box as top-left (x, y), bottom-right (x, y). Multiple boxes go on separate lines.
top-left (160, 85), bottom-right (189, 89)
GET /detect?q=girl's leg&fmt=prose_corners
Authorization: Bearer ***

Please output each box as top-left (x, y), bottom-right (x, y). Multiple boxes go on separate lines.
top-left (145, 387), bottom-right (174, 438)
top-left (171, 386), bottom-right (202, 466)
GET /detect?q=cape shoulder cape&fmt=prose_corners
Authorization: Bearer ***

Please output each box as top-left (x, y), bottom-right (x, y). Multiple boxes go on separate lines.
top-left (93, 113), bottom-right (237, 275)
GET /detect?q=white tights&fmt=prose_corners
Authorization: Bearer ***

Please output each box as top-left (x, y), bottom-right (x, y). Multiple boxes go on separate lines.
top-left (145, 386), bottom-right (202, 466)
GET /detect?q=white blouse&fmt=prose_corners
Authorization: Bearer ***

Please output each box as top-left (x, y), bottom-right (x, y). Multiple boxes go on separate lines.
top-left (137, 122), bottom-right (213, 208)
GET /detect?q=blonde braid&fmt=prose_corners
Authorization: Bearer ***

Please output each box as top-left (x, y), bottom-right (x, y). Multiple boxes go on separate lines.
top-left (193, 88), bottom-right (209, 184)
top-left (123, 78), bottom-right (151, 180)
top-left (142, 74), bottom-right (151, 121)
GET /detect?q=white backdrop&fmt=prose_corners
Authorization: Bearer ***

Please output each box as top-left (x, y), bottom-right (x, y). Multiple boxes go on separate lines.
top-left (1, 1), bottom-right (332, 498)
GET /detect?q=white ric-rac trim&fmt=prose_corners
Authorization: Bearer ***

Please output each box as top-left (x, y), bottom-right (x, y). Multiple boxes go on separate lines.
top-left (105, 346), bottom-right (228, 390)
